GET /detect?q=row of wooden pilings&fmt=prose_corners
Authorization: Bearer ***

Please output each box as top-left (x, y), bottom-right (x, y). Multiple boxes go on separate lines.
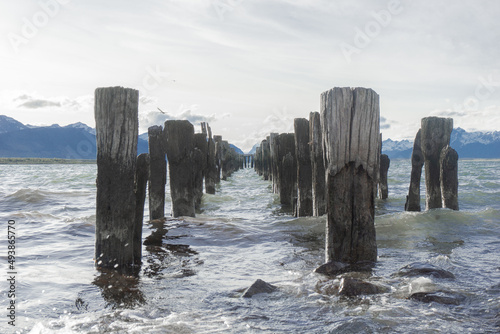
top-left (93, 85), bottom-right (459, 273)
top-left (94, 86), bottom-right (243, 272)
top-left (253, 87), bottom-right (459, 269)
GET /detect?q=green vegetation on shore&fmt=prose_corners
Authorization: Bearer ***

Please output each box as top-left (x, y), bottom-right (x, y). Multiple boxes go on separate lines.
top-left (0, 158), bottom-right (96, 165)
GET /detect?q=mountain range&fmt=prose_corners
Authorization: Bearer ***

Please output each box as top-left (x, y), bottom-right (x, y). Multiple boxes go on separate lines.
top-left (0, 115), bottom-right (498, 159)
top-left (248, 128), bottom-right (500, 159)
top-left (0, 115), bottom-right (244, 159)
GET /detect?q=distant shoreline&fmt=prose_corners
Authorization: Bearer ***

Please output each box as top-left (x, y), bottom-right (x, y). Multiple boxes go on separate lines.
top-left (0, 158), bottom-right (96, 165)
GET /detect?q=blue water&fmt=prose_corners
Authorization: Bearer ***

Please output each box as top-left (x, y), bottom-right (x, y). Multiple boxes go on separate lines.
top-left (0, 159), bottom-right (499, 333)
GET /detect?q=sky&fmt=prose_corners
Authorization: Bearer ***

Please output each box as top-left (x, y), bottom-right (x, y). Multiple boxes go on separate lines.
top-left (1, 0), bottom-right (500, 152)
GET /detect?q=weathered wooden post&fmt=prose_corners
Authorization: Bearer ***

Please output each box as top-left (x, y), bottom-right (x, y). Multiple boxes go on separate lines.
top-left (278, 133), bottom-right (296, 207)
top-left (268, 133), bottom-right (279, 187)
top-left (321, 87), bottom-right (379, 264)
top-left (95, 86), bottom-right (141, 271)
top-left (214, 135), bottom-right (222, 183)
top-left (255, 146), bottom-right (262, 175)
top-left (440, 145), bottom-right (459, 210)
top-left (194, 132), bottom-right (207, 209)
top-left (134, 153), bottom-right (149, 266)
top-left (262, 139), bottom-right (270, 180)
top-left (148, 125), bottom-right (166, 220)
top-left (421, 117), bottom-right (453, 210)
top-left (378, 154), bottom-right (390, 199)
top-left (405, 129), bottom-right (424, 211)
top-left (294, 118), bottom-right (313, 216)
top-left (270, 134), bottom-right (280, 194)
top-left (164, 120), bottom-right (196, 217)
top-left (309, 112), bottom-right (326, 216)
top-left (204, 124), bottom-right (217, 194)
top-left (250, 154), bottom-right (254, 168)
top-left (221, 140), bottom-right (231, 180)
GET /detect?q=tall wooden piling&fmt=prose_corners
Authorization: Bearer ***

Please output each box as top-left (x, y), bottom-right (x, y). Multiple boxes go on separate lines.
top-left (205, 125), bottom-right (217, 194)
top-left (262, 139), bottom-right (270, 181)
top-left (134, 153), bottom-right (149, 266)
top-left (294, 118), bottom-right (313, 216)
top-left (148, 125), bottom-right (166, 220)
top-left (95, 86), bottom-right (140, 271)
top-left (270, 134), bottom-right (281, 194)
top-left (440, 145), bottom-right (459, 210)
top-left (269, 133), bottom-right (279, 188)
top-left (421, 117), bottom-right (453, 210)
top-left (378, 154), bottom-right (390, 199)
top-left (214, 135), bottom-right (223, 183)
top-left (221, 140), bottom-right (231, 180)
top-left (278, 133), bottom-right (296, 207)
top-left (164, 120), bottom-right (196, 217)
top-left (309, 112), bottom-right (326, 216)
top-left (321, 87), bottom-right (379, 264)
top-left (194, 133), bottom-right (208, 209)
top-left (405, 129), bottom-right (424, 211)
top-left (255, 146), bottom-right (262, 175)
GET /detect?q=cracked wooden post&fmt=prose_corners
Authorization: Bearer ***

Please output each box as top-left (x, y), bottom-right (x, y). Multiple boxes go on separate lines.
top-left (255, 146), bottom-right (262, 175)
top-left (134, 153), bottom-right (149, 266)
top-left (405, 129), bottom-right (424, 211)
top-left (294, 118), bottom-right (313, 216)
top-left (205, 124), bottom-right (217, 194)
top-left (164, 120), bottom-right (196, 217)
top-left (440, 145), bottom-right (459, 210)
top-left (262, 139), bottom-right (270, 180)
top-left (214, 135), bottom-right (222, 183)
top-left (309, 112), bottom-right (326, 216)
top-left (194, 132), bottom-right (207, 210)
top-left (421, 117), bottom-right (453, 210)
top-left (270, 134), bottom-right (281, 194)
top-left (148, 125), bottom-right (166, 220)
top-left (321, 87), bottom-right (379, 264)
top-left (378, 154), bottom-right (390, 199)
top-left (278, 133), bottom-right (296, 208)
top-left (221, 140), bottom-right (231, 180)
top-left (95, 86), bottom-right (140, 271)
top-left (269, 133), bottom-right (279, 187)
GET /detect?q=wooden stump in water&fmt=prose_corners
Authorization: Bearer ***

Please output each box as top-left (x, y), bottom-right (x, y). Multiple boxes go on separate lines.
top-left (440, 145), bottom-right (459, 210)
top-left (148, 125), bottom-right (166, 220)
top-left (164, 120), bottom-right (196, 217)
top-left (194, 133), bottom-right (208, 209)
top-left (278, 133), bottom-right (296, 208)
top-left (214, 135), bottom-right (223, 183)
top-left (255, 146), bottom-right (262, 175)
top-left (378, 154), bottom-right (390, 199)
top-left (269, 133), bottom-right (279, 190)
top-left (205, 124), bottom-right (217, 194)
top-left (309, 112), bottom-right (326, 216)
top-left (221, 140), bottom-right (231, 180)
top-left (262, 139), bottom-right (271, 181)
top-left (294, 118), bottom-right (313, 217)
top-left (321, 87), bottom-right (379, 264)
top-left (421, 117), bottom-right (453, 210)
top-left (134, 153), bottom-right (149, 266)
top-left (94, 86), bottom-right (140, 271)
top-left (405, 129), bottom-right (424, 211)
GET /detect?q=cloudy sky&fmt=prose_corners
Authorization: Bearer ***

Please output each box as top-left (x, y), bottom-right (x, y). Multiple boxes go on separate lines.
top-left (1, 0), bottom-right (499, 151)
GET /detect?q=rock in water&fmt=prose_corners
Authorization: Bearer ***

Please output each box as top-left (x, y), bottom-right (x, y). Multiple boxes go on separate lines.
top-left (395, 262), bottom-right (455, 279)
top-left (242, 279), bottom-right (277, 298)
top-left (409, 291), bottom-right (464, 305)
top-left (338, 277), bottom-right (389, 297)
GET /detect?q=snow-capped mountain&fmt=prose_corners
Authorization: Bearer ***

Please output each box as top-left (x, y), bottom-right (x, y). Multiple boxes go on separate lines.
top-left (0, 115), bottom-right (28, 133)
top-left (65, 122), bottom-right (96, 135)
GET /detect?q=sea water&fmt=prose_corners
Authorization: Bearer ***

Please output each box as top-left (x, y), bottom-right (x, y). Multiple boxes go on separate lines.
top-left (0, 159), bottom-right (498, 333)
